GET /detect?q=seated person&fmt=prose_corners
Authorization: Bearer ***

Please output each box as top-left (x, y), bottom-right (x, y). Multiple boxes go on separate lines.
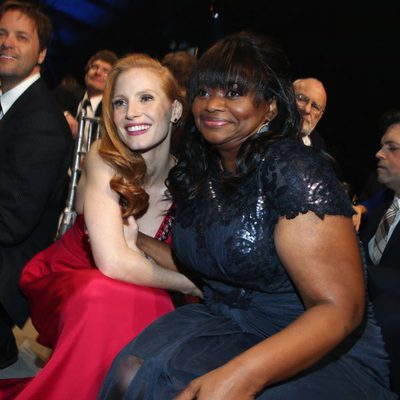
top-left (99, 33), bottom-right (396, 399)
top-left (360, 108), bottom-right (400, 395)
top-left (1, 54), bottom-right (200, 400)
top-left (293, 77), bottom-right (327, 150)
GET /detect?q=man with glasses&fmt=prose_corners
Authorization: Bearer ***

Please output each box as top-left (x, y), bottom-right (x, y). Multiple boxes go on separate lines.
top-left (293, 77), bottom-right (327, 150)
top-left (63, 49), bottom-right (118, 137)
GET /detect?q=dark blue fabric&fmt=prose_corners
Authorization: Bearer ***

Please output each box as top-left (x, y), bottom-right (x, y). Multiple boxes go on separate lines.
top-left (99, 139), bottom-right (396, 399)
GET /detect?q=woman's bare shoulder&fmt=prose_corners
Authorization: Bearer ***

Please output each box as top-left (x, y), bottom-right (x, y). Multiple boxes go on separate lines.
top-left (84, 140), bottom-right (113, 177)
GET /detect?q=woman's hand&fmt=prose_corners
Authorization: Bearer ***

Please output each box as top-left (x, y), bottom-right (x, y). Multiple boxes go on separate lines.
top-left (182, 283), bottom-right (203, 299)
top-left (174, 362), bottom-right (259, 400)
top-left (123, 215), bottom-right (140, 252)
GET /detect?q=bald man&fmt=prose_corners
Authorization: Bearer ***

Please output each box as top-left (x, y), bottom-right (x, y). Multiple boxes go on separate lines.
top-left (293, 78), bottom-right (327, 150)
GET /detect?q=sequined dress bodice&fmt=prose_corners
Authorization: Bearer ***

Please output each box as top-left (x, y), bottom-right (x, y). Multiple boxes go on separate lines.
top-left (173, 139), bottom-right (353, 300)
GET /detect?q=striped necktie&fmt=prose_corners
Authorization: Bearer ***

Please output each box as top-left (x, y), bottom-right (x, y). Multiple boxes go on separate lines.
top-left (370, 200), bottom-right (399, 265)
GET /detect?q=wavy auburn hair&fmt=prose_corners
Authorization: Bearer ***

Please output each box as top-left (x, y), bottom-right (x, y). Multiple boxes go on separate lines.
top-left (99, 53), bottom-right (183, 219)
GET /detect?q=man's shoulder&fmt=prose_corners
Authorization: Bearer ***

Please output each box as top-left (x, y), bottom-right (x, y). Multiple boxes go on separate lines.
top-left (309, 130), bottom-right (327, 151)
top-left (5, 79), bottom-right (68, 128)
top-left (20, 78), bottom-right (57, 108)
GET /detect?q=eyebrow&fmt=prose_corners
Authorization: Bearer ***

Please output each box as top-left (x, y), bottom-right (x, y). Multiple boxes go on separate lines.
top-left (17, 30), bottom-right (31, 37)
top-left (0, 27), bottom-right (32, 37)
top-left (296, 93), bottom-right (324, 107)
top-left (382, 140), bottom-right (400, 146)
top-left (113, 90), bottom-right (158, 97)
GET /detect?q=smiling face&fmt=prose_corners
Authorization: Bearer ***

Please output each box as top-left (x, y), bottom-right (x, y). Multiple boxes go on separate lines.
top-left (85, 58), bottom-right (113, 97)
top-left (192, 85), bottom-right (271, 153)
top-left (112, 67), bottom-right (181, 153)
top-left (0, 10), bottom-right (46, 92)
top-left (376, 123), bottom-right (400, 196)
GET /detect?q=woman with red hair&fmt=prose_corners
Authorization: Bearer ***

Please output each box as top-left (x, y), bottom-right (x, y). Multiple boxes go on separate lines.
top-left (3, 53), bottom-right (200, 400)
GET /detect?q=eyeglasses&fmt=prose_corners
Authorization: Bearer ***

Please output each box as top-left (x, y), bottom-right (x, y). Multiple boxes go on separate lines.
top-left (89, 63), bottom-right (111, 76)
top-left (295, 93), bottom-right (324, 116)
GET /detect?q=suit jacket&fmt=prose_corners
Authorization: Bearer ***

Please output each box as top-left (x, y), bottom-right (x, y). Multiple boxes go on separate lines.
top-left (360, 200), bottom-right (400, 298)
top-left (95, 101), bottom-right (102, 117)
top-left (360, 200), bottom-right (400, 275)
top-left (360, 200), bottom-right (400, 393)
top-left (0, 78), bottom-right (72, 326)
top-left (309, 130), bottom-right (327, 152)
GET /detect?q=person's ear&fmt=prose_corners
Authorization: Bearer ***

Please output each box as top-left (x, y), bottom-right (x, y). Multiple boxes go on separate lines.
top-left (37, 48), bottom-right (47, 66)
top-left (265, 98), bottom-right (278, 121)
top-left (171, 100), bottom-right (183, 123)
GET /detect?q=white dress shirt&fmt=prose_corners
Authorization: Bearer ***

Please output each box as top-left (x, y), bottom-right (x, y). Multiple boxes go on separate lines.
top-left (0, 73), bottom-right (40, 119)
top-left (302, 134), bottom-right (312, 146)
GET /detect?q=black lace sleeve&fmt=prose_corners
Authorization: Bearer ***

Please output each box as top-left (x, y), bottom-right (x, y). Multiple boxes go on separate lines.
top-left (262, 139), bottom-right (354, 220)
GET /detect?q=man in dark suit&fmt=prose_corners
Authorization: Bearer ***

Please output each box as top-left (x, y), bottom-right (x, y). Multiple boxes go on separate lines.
top-left (293, 77), bottom-right (328, 151)
top-left (360, 109), bottom-right (400, 394)
top-left (0, 1), bottom-right (72, 368)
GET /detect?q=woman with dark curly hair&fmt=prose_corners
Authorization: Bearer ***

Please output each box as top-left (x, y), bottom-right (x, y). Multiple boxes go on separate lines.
top-left (99, 33), bottom-right (396, 399)
top-left (6, 54), bottom-right (200, 400)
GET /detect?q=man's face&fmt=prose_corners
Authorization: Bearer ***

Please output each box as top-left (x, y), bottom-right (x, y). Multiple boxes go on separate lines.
top-left (0, 10), bottom-right (46, 92)
top-left (84, 59), bottom-right (112, 96)
top-left (293, 79), bottom-right (326, 136)
top-left (376, 123), bottom-right (400, 195)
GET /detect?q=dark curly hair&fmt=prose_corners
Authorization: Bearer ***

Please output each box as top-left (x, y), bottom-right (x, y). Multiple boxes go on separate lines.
top-left (168, 31), bottom-right (300, 206)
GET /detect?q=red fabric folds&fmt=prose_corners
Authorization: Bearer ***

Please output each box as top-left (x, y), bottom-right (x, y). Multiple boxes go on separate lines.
top-left (0, 214), bottom-right (174, 399)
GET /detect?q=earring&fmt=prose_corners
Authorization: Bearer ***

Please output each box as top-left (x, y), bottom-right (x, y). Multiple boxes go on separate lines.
top-left (257, 121), bottom-right (270, 134)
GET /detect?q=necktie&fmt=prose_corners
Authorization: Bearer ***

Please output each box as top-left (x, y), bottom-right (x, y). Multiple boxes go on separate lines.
top-left (82, 99), bottom-right (91, 111)
top-left (370, 200), bottom-right (399, 265)
top-left (77, 99), bottom-right (92, 119)
top-left (82, 99), bottom-right (92, 115)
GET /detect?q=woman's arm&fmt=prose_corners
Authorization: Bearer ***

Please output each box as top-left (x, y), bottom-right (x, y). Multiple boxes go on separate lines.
top-left (176, 212), bottom-right (365, 399)
top-left (136, 232), bottom-right (179, 272)
top-left (82, 144), bottom-right (200, 295)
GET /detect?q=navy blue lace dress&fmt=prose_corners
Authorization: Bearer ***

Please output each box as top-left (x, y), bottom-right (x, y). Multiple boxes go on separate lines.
top-left (99, 139), bottom-right (396, 399)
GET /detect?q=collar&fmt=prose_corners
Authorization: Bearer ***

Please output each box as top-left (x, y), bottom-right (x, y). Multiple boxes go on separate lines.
top-left (302, 135), bottom-right (312, 146)
top-left (82, 92), bottom-right (102, 112)
top-left (0, 73), bottom-right (40, 116)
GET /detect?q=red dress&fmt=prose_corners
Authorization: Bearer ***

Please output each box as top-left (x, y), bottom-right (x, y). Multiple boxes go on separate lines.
top-left (0, 213), bottom-right (175, 400)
